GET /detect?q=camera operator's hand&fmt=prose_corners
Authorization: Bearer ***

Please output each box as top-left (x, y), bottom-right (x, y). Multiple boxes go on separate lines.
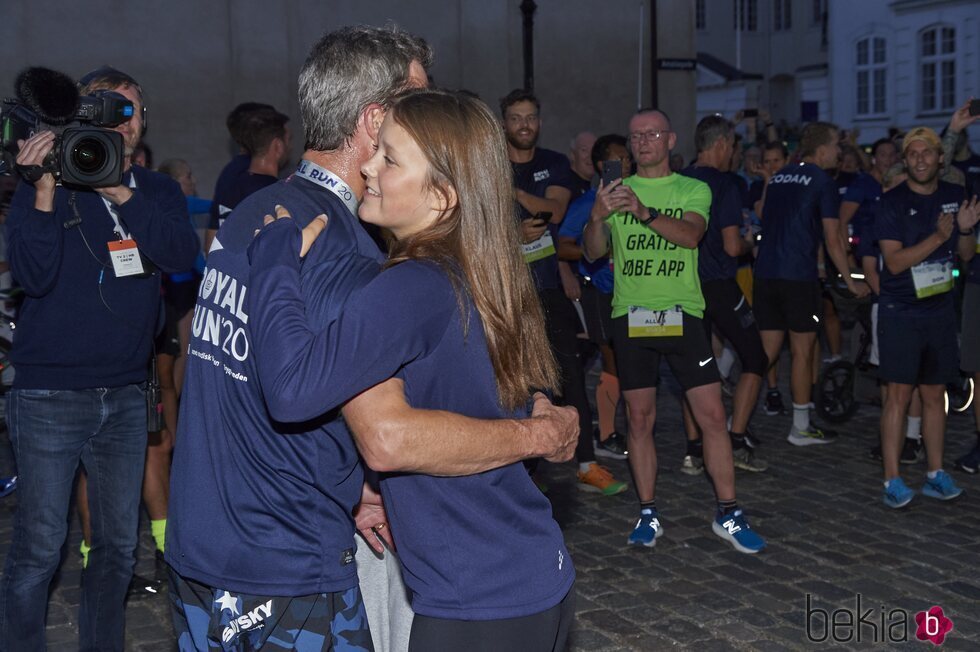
top-left (16, 132), bottom-right (57, 211)
top-left (96, 184), bottom-right (134, 206)
top-left (950, 97), bottom-right (979, 134)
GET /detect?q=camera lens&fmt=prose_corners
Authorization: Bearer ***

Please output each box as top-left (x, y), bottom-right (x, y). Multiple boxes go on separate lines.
top-left (70, 138), bottom-right (108, 174)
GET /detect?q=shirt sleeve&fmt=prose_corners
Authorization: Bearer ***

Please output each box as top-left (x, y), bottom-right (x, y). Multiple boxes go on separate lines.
top-left (558, 195), bottom-right (591, 242)
top-left (548, 153), bottom-right (578, 194)
top-left (819, 175), bottom-right (842, 220)
top-left (688, 179), bottom-right (712, 223)
top-left (842, 176), bottom-right (866, 204)
top-left (875, 192), bottom-right (903, 244)
top-left (715, 177), bottom-right (742, 230)
top-left (246, 219), bottom-right (456, 422)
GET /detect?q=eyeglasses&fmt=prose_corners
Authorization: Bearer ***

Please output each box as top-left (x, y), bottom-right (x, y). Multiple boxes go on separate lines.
top-left (629, 131), bottom-right (670, 143)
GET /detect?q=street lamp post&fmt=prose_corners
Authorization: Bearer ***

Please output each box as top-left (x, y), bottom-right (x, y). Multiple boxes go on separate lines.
top-left (520, 0), bottom-right (537, 91)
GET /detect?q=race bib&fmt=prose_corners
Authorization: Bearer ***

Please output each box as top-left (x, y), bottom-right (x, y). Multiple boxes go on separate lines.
top-left (911, 259), bottom-right (953, 299)
top-left (522, 231), bottom-right (556, 263)
top-left (628, 305), bottom-right (683, 337)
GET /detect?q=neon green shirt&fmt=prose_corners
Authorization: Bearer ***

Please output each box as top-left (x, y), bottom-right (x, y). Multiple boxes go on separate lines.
top-left (607, 173), bottom-right (711, 318)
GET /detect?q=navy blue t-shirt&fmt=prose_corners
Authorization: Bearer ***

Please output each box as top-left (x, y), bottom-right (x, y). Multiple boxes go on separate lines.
top-left (512, 148), bottom-right (575, 291)
top-left (558, 189), bottom-right (613, 293)
top-left (245, 230), bottom-right (575, 620)
top-left (842, 172), bottom-right (883, 248)
top-left (681, 165), bottom-right (742, 282)
top-left (167, 165), bottom-right (383, 596)
top-left (208, 154), bottom-right (250, 230)
top-left (877, 181), bottom-right (965, 311)
top-left (755, 162), bottom-right (840, 281)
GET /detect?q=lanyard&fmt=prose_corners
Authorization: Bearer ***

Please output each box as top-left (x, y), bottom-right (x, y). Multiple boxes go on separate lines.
top-left (293, 160), bottom-right (359, 216)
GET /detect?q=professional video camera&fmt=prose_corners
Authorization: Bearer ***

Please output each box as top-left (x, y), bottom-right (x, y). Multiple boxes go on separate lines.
top-left (0, 67), bottom-right (135, 187)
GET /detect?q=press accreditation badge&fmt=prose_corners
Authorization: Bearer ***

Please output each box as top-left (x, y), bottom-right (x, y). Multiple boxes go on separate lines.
top-left (522, 231), bottom-right (556, 263)
top-left (628, 305), bottom-right (683, 338)
top-left (108, 239), bottom-right (145, 277)
top-left (911, 258), bottom-right (953, 299)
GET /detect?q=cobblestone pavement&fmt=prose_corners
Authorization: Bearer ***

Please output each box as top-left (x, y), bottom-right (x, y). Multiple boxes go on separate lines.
top-left (1, 352), bottom-right (978, 650)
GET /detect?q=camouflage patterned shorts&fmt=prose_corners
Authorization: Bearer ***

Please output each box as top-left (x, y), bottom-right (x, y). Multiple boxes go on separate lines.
top-left (169, 567), bottom-right (375, 651)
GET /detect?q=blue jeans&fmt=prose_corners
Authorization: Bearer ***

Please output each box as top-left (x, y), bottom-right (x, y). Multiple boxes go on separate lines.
top-left (0, 385), bottom-right (147, 652)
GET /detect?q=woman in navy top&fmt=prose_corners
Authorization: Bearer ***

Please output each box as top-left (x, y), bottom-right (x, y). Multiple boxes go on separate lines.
top-left (247, 90), bottom-right (575, 651)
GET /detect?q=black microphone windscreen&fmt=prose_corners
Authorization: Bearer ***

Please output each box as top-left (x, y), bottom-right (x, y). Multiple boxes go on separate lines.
top-left (15, 67), bottom-right (79, 124)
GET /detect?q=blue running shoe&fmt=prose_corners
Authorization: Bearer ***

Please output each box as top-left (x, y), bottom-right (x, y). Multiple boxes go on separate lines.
top-left (0, 476), bottom-right (16, 498)
top-left (627, 508), bottom-right (663, 547)
top-left (921, 470), bottom-right (963, 501)
top-left (712, 509), bottom-right (766, 554)
top-left (882, 477), bottom-right (915, 508)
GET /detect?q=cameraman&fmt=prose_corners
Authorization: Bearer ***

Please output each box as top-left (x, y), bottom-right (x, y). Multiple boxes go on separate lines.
top-left (0, 66), bottom-right (198, 651)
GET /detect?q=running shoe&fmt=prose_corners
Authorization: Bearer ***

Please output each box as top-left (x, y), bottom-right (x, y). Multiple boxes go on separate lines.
top-left (900, 438), bottom-right (924, 465)
top-left (127, 572), bottom-right (163, 600)
top-left (0, 476), bottom-right (16, 498)
top-left (732, 447), bottom-right (768, 472)
top-left (787, 425), bottom-right (837, 446)
top-left (921, 471), bottom-right (963, 501)
top-left (955, 444), bottom-right (980, 474)
top-left (764, 390), bottom-right (786, 416)
top-left (869, 439), bottom-right (922, 464)
top-left (882, 477), bottom-right (915, 509)
top-left (712, 509), bottom-right (766, 554)
top-left (627, 508), bottom-right (663, 547)
top-left (595, 432), bottom-right (628, 460)
top-left (680, 454), bottom-right (704, 476)
top-left (727, 418), bottom-right (761, 449)
top-left (577, 463), bottom-right (628, 496)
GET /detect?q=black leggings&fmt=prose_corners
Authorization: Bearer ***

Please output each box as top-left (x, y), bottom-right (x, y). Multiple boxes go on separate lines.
top-left (408, 586), bottom-right (576, 652)
top-left (539, 289), bottom-right (594, 463)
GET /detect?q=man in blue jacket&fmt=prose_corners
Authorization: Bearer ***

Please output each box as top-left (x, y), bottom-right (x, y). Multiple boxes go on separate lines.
top-left (0, 66), bottom-right (199, 651)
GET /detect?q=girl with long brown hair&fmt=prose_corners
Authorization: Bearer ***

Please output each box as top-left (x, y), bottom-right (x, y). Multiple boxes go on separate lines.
top-left (246, 89), bottom-right (576, 650)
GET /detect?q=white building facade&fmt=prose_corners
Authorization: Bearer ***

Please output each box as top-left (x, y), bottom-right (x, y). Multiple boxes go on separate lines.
top-left (828, 0), bottom-right (979, 145)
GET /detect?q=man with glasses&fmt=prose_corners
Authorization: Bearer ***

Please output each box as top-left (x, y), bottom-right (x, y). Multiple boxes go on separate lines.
top-left (584, 108), bottom-right (766, 554)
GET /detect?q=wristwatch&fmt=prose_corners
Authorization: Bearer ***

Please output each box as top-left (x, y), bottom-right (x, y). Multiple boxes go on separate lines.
top-left (959, 227), bottom-right (975, 236)
top-left (639, 206), bottom-right (659, 226)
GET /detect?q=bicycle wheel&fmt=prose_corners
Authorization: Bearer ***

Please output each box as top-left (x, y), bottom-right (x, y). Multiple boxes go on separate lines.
top-left (946, 376), bottom-right (974, 414)
top-left (816, 360), bottom-right (859, 423)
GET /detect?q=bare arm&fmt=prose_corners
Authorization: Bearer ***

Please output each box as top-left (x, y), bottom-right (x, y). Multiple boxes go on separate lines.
top-left (342, 379), bottom-right (578, 476)
top-left (879, 212), bottom-right (953, 275)
top-left (557, 235), bottom-right (582, 261)
top-left (516, 186), bottom-right (572, 224)
top-left (722, 224), bottom-right (753, 258)
top-left (861, 254), bottom-right (880, 296)
top-left (956, 197), bottom-right (980, 262)
top-left (838, 201), bottom-right (860, 248)
top-left (822, 218), bottom-right (866, 296)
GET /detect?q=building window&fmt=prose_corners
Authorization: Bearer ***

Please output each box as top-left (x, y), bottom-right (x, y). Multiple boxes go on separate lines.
top-left (856, 36), bottom-right (886, 116)
top-left (920, 26), bottom-right (956, 112)
top-left (774, 0), bottom-right (792, 30)
top-left (697, 0), bottom-right (706, 30)
top-left (733, 0), bottom-right (757, 31)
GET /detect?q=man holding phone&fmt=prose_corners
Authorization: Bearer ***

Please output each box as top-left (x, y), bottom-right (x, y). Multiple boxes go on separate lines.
top-left (502, 90), bottom-right (627, 495)
top-left (584, 108), bottom-right (766, 554)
